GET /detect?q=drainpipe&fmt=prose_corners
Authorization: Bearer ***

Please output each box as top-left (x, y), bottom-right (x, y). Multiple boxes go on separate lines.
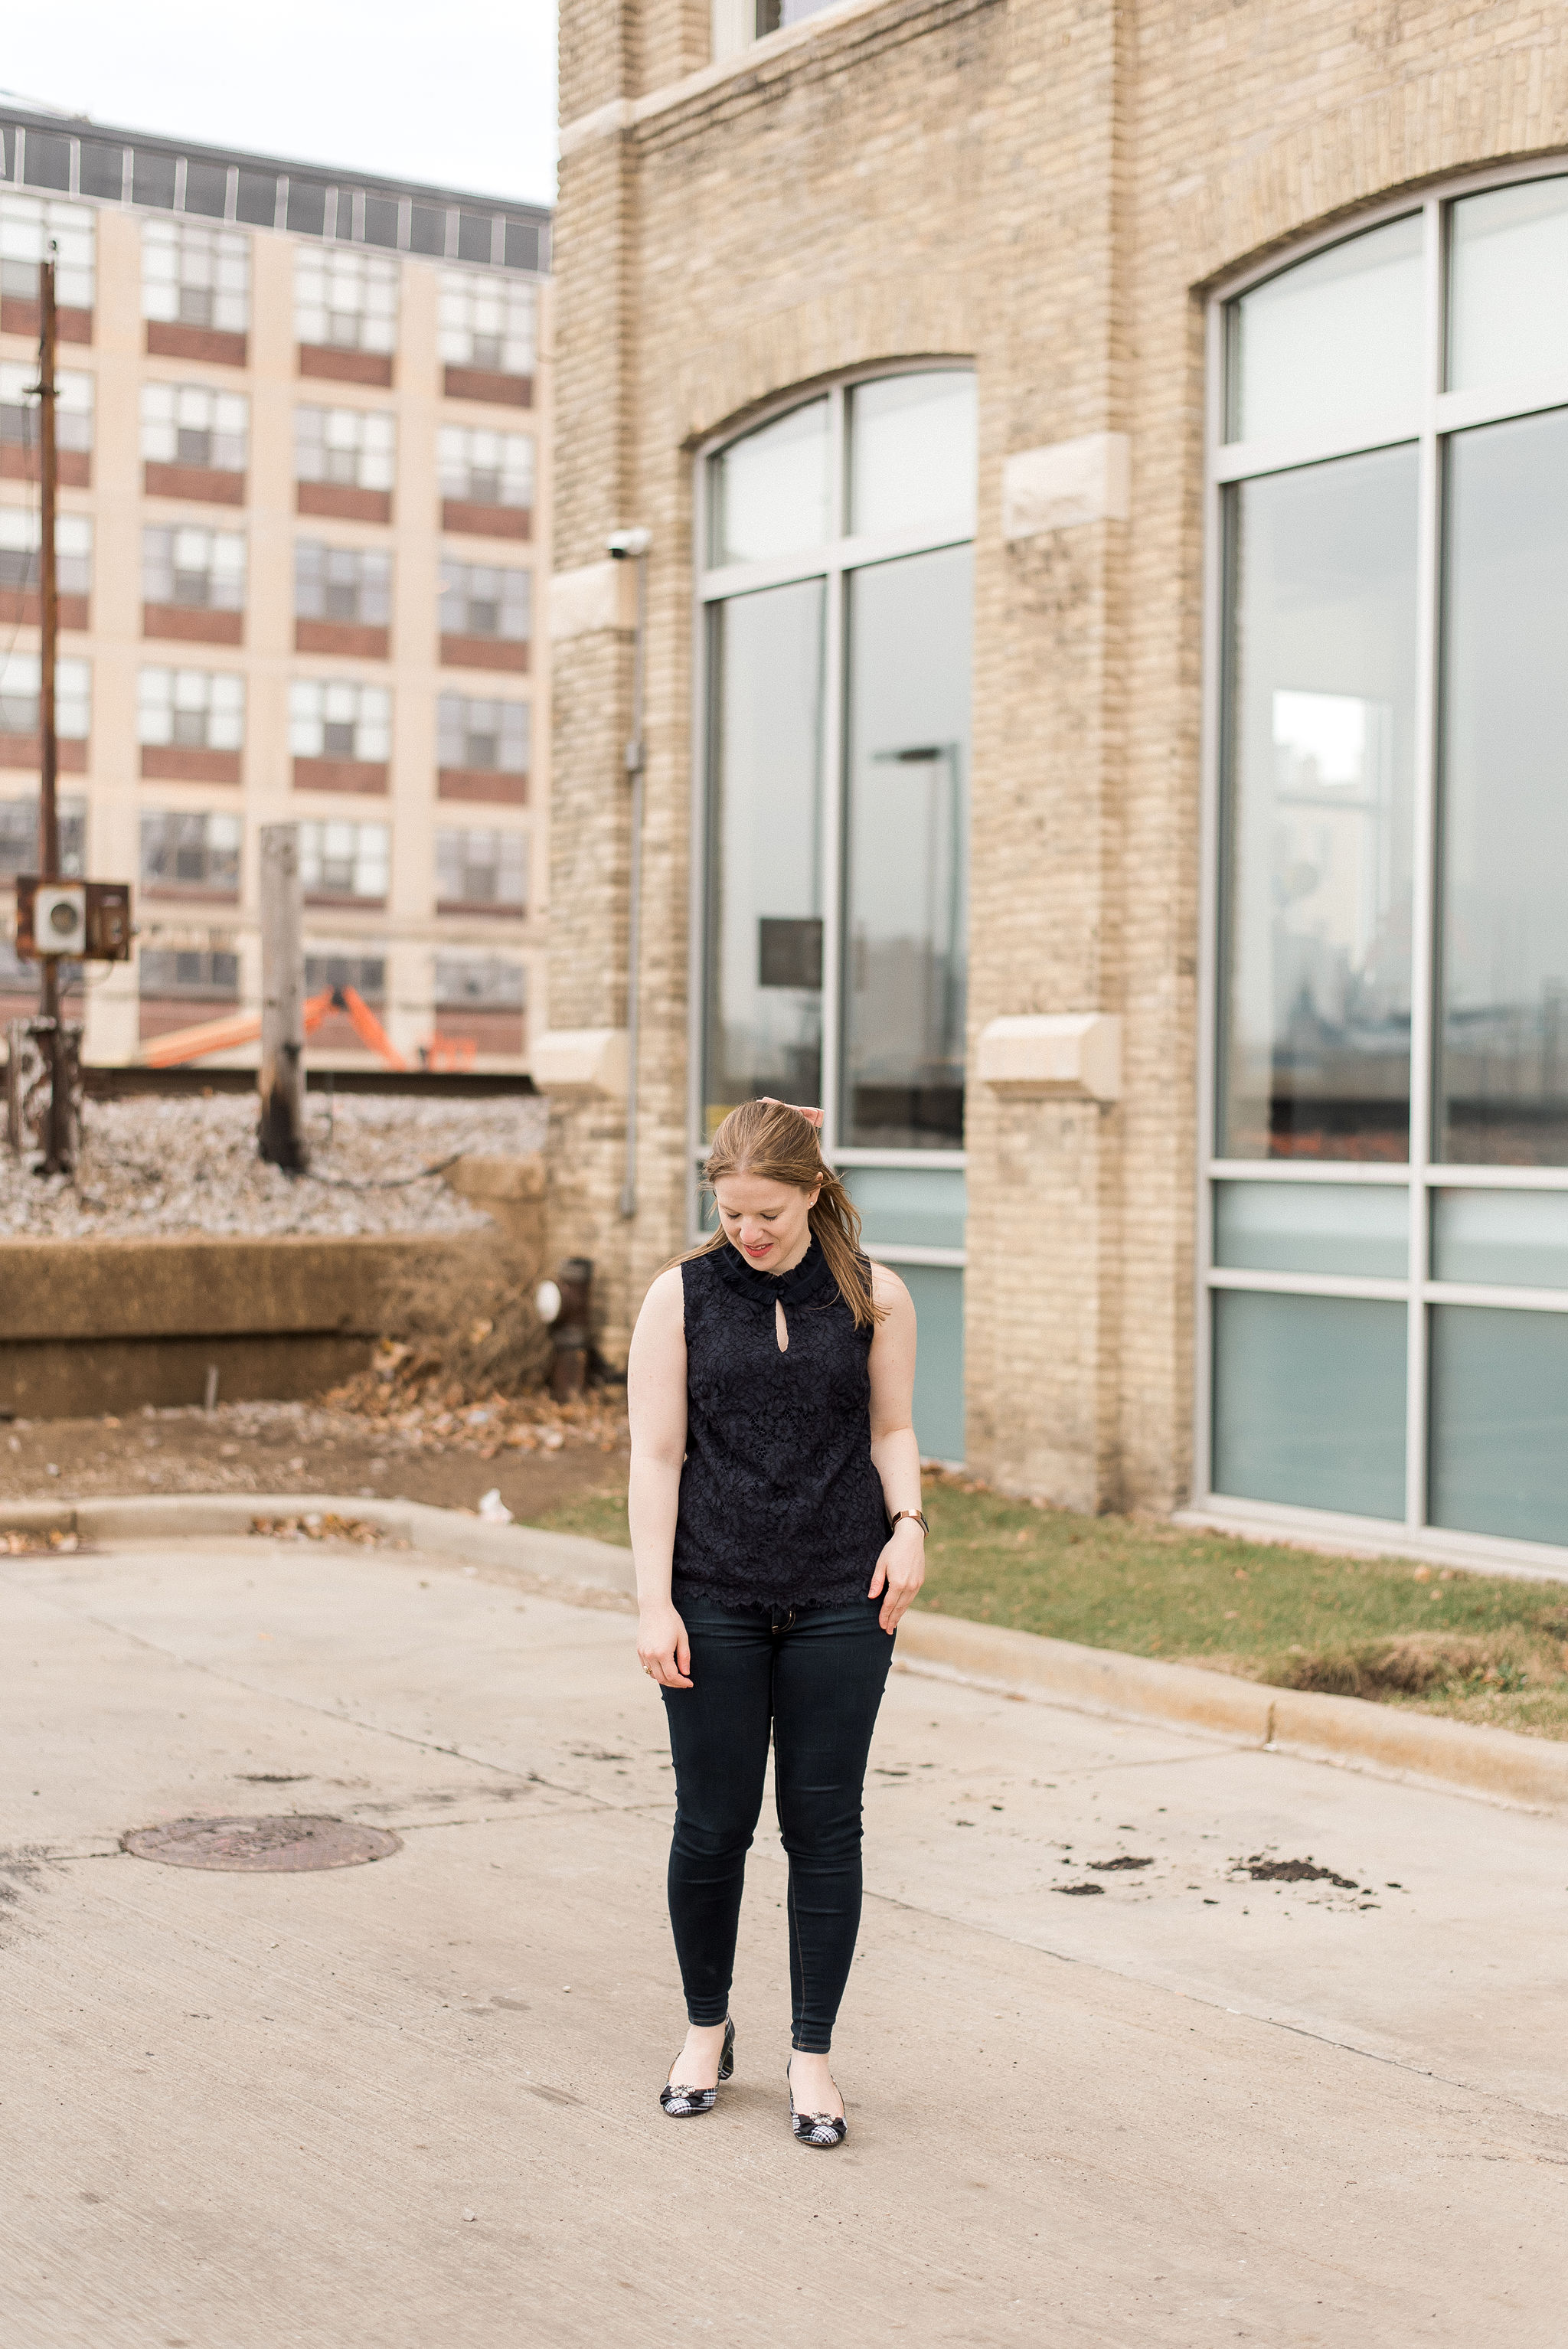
top-left (606, 528), bottom-right (651, 1220)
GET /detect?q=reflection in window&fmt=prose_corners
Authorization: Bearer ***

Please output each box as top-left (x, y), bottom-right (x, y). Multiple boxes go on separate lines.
top-left (849, 372), bottom-right (977, 541)
top-left (1439, 407), bottom-right (1568, 1165)
top-left (1212, 1290), bottom-right (1407, 1520)
top-left (1225, 215), bottom-right (1423, 444)
top-left (703, 580), bottom-right (825, 1132)
top-left (844, 547), bottom-right (971, 1147)
top-left (1449, 176), bottom-right (1568, 393)
top-left (710, 400), bottom-right (828, 566)
top-left (1218, 447), bottom-right (1417, 1159)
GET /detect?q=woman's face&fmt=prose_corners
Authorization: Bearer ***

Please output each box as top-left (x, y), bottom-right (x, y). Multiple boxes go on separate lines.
top-left (713, 1170), bottom-right (821, 1273)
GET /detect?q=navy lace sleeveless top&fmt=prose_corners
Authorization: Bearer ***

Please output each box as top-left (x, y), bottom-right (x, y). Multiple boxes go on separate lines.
top-left (672, 1238), bottom-right (889, 1609)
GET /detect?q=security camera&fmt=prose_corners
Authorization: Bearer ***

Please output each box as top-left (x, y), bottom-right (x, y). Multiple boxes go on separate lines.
top-left (606, 528), bottom-right (651, 560)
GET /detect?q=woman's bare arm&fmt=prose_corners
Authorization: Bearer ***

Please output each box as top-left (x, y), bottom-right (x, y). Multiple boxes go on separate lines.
top-left (626, 1264), bottom-right (693, 1687)
top-left (866, 1264), bottom-right (925, 1631)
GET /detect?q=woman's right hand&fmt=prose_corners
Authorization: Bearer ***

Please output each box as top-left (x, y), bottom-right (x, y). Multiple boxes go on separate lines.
top-left (637, 1602), bottom-right (693, 1689)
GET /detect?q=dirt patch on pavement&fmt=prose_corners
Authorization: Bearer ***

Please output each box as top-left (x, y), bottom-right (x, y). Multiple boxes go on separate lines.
top-left (0, 1390), bottom-right (629, 1527)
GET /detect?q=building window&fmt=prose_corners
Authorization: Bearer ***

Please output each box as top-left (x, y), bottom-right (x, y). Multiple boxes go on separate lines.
top-left (437, 693), bottom-right (528, 774)
top-left (1, 510), bottom-right (92, 593)
top-left (295, 541), bottom-right (391, 627)
top-left (141, 384), bottom-right (249, 473)
top-left (305, 952), bottom-right (385, 1004)
top-left (1204, 168), bottom-right (1568, 1557)
top-left (434, 953), bottom-right (524, 1008)
top-left (140, 809), bottom-right (242, 894)
top-left (137, 668), bottom-right (244, 751)
top-left (436, 825), bottom-right (525, 910)
top-left (295, 249), bottom-right (398, 354)
top-left (142, 524), bottom-right (245, 610)
top-left (0, 654), bottom-right (90, 741)
top-left (711, 0), bottom-right (847, 62)
top-left (439, 560), bottom-right (529, 640)
top-left (438, 426), bottom-right (533, 509)
top-left (139, 946), bottom-right (240, 998)
top-left (289, 678), bottom-right (391, 762)
top-left (2, 363), bottom-right (92, 463)
top-left (0, 794), bottom-right (86, 877)
top-left (295, 406), bottom-right (396, 491)
top-left (697, 369), bottom-right (975, 1460)
top-left (0, 194), bottom-right (95, 312)
top-left (299, 818), bottom-right (390, 902)
top-left (1, 511), bottom-right (91, 614)
top-left (141, 221), bottom-right (250, 333)
top-left (437, 269), bottom-right (535, 376)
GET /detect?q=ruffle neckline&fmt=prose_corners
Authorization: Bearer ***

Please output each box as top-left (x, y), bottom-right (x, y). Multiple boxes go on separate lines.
top-left (709, 1234), bottom-right (840, 1310)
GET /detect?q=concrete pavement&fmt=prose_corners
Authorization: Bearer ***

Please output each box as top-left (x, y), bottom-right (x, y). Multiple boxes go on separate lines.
top-left (3, 1527), bottom-right (1566, 2347)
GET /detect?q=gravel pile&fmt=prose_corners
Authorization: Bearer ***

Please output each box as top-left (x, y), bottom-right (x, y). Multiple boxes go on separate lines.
top-left (2, 1092), bottom-right (550, 1240)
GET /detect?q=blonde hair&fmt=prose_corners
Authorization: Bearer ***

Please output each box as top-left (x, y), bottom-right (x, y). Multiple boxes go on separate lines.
top-left (683, 1099), bottom-right (884, 1330)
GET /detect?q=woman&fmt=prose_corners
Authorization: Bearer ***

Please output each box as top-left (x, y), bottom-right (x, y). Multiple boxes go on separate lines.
top-left (626, 1097), bottom-right (926, 2148)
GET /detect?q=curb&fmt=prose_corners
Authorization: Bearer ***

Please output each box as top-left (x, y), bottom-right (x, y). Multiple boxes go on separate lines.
top-left (9, 1492), bottom-right (1567, 1812)
top-left (893, 1613), bottom-right (1568, 1812)
top-left (5, 1491), bottom-right (638, 1603)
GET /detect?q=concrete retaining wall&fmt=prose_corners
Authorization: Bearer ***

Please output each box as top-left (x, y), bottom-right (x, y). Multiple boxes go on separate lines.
top-left (0, 1233), bottom-right (508, 1416)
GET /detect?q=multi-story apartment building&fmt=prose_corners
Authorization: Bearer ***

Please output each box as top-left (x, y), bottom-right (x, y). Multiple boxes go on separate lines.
top-left (0, 103), bottom-right (550, 1070)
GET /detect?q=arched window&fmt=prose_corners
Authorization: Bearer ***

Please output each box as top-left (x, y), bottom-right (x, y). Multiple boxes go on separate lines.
top-left (1203, 170), bottom-right (1568, 1556)
top-left (695, 367), bottom-right (976, 1456)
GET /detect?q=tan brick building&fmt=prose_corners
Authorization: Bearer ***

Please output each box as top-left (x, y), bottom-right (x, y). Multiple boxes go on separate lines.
top-left (2, 104), bottom-right (550, 1074)
top-left (544, 0), bottom-right (1568, 1573)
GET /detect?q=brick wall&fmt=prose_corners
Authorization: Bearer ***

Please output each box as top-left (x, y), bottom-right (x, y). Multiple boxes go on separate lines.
top-left (550, 0), bottom-right (1568, 1501)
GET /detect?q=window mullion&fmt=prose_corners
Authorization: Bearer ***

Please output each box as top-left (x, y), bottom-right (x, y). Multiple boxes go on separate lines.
top-left (819, 384), bottom-right (848, 1160)
top-left (1405, 194), bottom-right (1445, 1531)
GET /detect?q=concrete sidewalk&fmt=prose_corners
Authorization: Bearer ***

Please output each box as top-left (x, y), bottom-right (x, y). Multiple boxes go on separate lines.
top-left (3, 1529), bottom-right (1566, 2347)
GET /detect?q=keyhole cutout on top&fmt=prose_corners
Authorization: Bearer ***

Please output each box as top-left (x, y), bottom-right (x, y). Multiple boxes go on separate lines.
top-left (776, 1299), bottom-right (789, 1354)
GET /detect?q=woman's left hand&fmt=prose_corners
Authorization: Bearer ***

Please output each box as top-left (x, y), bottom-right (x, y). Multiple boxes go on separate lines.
top-left (868, 1520), bottom-right (926, 1632)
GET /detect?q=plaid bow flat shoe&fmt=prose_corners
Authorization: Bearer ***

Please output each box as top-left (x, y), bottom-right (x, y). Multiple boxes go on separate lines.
top-left (787, 2060), bottom-right (848, 2149)
top-left (658, 2017), bottom-right (735, 2117)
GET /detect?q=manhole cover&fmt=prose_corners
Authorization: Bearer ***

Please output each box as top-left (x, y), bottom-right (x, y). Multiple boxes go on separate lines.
top-left (120, 1815), bottom-right (401, 1873)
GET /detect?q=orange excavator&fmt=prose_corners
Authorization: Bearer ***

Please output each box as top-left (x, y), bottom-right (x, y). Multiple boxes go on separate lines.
top-left (138, 984), bottom-right (477, 1072)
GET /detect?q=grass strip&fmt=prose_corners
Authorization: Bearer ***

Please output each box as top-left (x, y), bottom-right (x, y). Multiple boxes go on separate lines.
top-left (528, 1472), bottom-right (1568, 1742)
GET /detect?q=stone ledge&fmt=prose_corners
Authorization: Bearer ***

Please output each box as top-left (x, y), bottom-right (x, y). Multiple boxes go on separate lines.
top-left (976, 1012), bottom-right (1122, 1100)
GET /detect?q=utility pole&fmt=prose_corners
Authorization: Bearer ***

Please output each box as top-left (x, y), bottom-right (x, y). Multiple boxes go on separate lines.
top-left (36, 250), bottom-right (69, 1178)
top-left (258, 822), bottom-right (308, 1170)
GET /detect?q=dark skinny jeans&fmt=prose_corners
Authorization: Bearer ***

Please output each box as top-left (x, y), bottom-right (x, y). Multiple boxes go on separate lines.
top-left (660, 1593), bottom-right (896, 2054)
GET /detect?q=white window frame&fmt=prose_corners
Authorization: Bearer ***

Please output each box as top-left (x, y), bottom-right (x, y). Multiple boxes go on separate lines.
top-left (688, 361), bottom-right (975, 1267)
top-left (1195, 155), bottom-right (1568, 1577)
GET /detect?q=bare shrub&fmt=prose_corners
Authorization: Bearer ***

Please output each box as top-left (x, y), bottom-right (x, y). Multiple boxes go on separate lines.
top-left (1276, 1632), bottom-right (1530, 1699)
top-left (371, 1234), bottom-right (552, 1400)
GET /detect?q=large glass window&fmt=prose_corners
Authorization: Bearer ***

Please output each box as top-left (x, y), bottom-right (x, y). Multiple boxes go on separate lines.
top-left (843, 547), bottom-right (971, 1146)
top-left (703, 580), bottom-right (825, 1122)
top-left (1218, 448), bottom-right (1418, 1160)
top-left (698, 369), bottom-right (975, 1457)
top-left (1206, 172), bottom-right (1568, 1560)
top-left (1438, 408), bottom-right (1568, 1165)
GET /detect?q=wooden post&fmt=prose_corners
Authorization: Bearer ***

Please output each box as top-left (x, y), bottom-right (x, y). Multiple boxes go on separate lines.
top-left (36, 250), bottom-right (70, 1177)
top-left (258, 823), bottom-right (308, 1171)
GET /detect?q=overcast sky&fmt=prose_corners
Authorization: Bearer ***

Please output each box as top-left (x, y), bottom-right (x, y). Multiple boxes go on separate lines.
top-left (2, 0), bottom-right (557, 206)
